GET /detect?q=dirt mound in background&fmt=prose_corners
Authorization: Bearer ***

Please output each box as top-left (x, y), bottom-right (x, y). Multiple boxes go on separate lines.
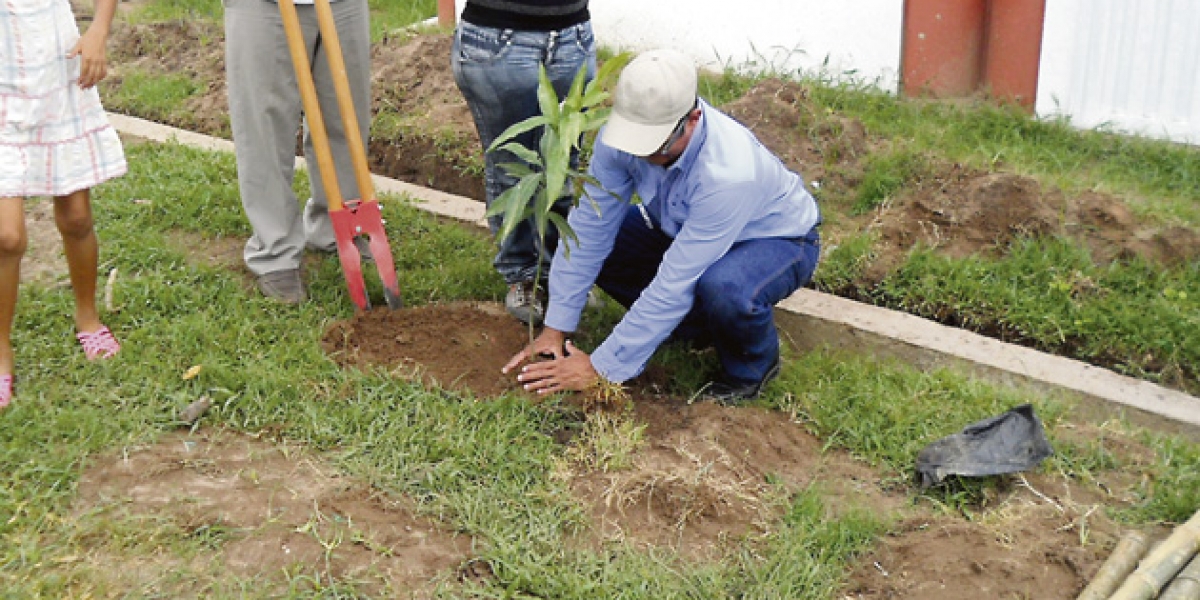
top-left (369, 33), bottom-right (485, 199)
top-left (721, 78), bottom-right (1200, 278)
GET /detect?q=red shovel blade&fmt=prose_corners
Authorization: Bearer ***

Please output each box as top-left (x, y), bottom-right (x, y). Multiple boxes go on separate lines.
top-left (329, 200), bottom-right (403, 311)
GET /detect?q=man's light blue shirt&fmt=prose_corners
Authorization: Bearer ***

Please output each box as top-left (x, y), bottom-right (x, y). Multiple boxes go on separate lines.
top-left (544, 99), bottom-right (821, 382)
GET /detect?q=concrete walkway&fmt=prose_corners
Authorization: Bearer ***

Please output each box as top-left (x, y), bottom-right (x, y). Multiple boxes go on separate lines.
top-left (108, 113), bottom-right (1200, 436)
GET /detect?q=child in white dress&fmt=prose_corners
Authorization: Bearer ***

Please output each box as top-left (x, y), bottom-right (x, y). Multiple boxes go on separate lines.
top-left (0, 0), bottom-right (127, 409)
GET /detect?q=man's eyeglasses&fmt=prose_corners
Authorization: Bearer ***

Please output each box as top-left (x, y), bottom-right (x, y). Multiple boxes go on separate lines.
top-left (650, 100), bottom-right (698, 157)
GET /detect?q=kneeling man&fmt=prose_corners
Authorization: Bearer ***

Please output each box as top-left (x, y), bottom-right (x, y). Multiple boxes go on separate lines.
top-left (503, 48), bottom-right (821, 405)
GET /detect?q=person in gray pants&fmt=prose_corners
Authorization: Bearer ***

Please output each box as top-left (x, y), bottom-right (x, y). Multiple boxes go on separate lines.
top-left (224, 0), bottom-right (371, 304)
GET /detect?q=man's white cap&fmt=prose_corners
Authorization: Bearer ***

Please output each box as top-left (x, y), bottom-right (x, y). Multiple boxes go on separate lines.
top-left (602, 48), bottom-right (698, 156)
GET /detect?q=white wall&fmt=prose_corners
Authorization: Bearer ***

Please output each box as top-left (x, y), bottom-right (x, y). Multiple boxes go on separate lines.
top-left (588, 0), bottom-right (903, 90)
top-left (444, 1), bottom-right (1200, 145)
top-left (446, 0), bottom-right (904, 90)
top-left (1036, 0), bottom-right (1200, 145)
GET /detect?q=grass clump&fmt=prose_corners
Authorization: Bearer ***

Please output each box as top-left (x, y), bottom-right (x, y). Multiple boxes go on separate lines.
top-left (852, 147), bottom-right (931, 215)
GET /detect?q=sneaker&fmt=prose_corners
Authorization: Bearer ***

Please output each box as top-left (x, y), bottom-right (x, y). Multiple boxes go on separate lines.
top-left (701, 358), bottom-right (782, 406)
top-left (258, 269), bottom-right (306, 304)
top-left (506, 280), bottom-right (546, 326)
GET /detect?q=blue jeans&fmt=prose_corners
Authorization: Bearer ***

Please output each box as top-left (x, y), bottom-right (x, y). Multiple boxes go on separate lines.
top-left (596, 209), bottom-right (821, 386)
top-left (451, 20), bottom-right (597, 284)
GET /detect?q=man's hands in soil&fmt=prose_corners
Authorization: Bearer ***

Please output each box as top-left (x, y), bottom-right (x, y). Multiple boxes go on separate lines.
top-left (502, 328), bottom-right (599, 394)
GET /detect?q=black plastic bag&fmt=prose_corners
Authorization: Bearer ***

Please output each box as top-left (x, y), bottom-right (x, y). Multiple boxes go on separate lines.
top-left (915, 404), bottom-right (1054, 489)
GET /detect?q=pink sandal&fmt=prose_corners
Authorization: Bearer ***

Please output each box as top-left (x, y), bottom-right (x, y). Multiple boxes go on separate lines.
top-left (77, 326), bottom-right (121, 360)
top-left (0, 374), bottom-right (12, 409)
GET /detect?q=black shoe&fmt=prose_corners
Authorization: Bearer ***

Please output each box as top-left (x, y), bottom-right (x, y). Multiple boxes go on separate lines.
top-left (701, 359), bottom-right (782, 406)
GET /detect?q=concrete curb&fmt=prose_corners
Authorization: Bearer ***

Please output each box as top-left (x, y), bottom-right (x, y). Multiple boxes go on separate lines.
top-left (108, 113), bottom-right (1200, 436)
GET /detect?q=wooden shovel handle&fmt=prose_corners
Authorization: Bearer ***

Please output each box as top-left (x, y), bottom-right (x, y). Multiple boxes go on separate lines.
top-left (277, 0), bottom-right (344, 211)
top-left (311, 0), bottom-right (376, 204)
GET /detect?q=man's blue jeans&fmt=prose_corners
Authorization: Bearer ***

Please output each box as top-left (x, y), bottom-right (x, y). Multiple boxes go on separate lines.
top-left (596, 208), bottom-right (821, 387)
top-left (451, 20), bottom-right (597, 285)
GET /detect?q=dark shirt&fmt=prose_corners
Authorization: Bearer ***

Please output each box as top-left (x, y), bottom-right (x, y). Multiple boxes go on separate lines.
top-left (461, 0), bottom-right (589, 31)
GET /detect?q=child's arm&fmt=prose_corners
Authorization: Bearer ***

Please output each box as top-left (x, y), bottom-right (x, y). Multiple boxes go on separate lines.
top-left (67, 0), bottom-right (119, 89)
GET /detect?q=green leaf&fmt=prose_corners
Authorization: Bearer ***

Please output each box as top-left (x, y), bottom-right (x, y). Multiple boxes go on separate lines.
top-left (581, 107), bottom-right (613, 133)
top-left (496, 161), bottom-right (535, 178)
top-left (491, 141), bottom-right (543, 167)
top-left (487, 116), bottom-right (550, 153)
top-left (546, 210), bottom-right (578, 256)
top-left (540, 129), bottom-right (569, 205)
top-left (536, 65), bottom-right (560, 123)
top-left (562, 63), bottom-right (590, 114)
top-left (560, 112), bottom-right (585, 152)
top-left (488, 172), bottom-right (542, 242)
top-left (588, 52), bottom-right (632, 96)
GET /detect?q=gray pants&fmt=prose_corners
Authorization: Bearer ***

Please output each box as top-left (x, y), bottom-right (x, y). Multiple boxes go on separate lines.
top-left (224, 0), bottom-right (371, 276)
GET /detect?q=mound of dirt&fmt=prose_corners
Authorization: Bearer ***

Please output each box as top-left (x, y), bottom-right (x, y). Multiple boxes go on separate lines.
top-left (321, 301), bottom-right (527, 397)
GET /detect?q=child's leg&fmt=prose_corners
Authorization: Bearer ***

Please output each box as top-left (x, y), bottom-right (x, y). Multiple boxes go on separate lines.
top-left (53, 189), bottom-right (103, 334)
top-left (0, 197), bottom-right (27, 376)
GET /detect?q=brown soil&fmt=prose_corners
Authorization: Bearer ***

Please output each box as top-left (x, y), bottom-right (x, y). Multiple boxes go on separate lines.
top-left (39, 17), bottom-right (1192, 598)
top-left (75, 430), bottom-right (470, 597)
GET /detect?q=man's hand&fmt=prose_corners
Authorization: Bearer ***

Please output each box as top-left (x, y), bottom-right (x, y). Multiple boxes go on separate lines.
top-left (503, 335), bottom-right (599, 395)
top-left (503, 328), bottom-right (568, 373)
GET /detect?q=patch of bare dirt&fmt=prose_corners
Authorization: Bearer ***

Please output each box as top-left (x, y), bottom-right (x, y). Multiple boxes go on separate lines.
top-left (571, 397), bottom-right (909, 560)
top-left (75, 430), bottom-right (471, 597)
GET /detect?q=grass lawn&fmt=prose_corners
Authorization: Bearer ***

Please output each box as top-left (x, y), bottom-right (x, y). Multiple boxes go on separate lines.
top-left (1, 1), bottom-right (1198, 597)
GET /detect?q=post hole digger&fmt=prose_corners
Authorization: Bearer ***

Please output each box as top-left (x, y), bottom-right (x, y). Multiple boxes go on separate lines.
top-left (277, 0), bottom-right (401, 311)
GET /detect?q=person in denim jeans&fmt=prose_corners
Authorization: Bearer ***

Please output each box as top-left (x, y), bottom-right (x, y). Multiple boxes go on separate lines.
top-left (503, 49), bottom-right (822, 406)
top-left (451, 0), bottom-right (596, 326)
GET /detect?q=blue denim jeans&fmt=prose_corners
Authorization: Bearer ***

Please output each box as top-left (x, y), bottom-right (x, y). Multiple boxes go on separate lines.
top-left (596, 208), bottom-right (821, 386)
top-left (451, 20), bottom-right (597, 284)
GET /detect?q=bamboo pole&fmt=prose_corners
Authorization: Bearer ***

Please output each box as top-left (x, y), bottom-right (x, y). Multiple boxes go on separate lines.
top-left (1158, 552), bottom-right (1200, 600)
top-left (1077, 531), bottom-right (1151, 600)
top-left (1110, 509), bottom-right (1200, 600)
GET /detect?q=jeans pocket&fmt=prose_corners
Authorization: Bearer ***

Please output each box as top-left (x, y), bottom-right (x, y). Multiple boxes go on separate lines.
top-left (455, 24), bottom-right (510, 65)
top-left (572, 23), bottom-right (596, 56)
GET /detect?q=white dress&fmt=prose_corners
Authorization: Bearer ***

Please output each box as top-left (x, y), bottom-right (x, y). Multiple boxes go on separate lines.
top-left (0, 0), bottom-right (126, 197)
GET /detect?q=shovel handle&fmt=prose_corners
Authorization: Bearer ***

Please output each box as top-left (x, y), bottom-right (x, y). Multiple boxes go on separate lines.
top-left (277, 0), bottom-right (344, 211)
top-left (311, 0), bottom-right (376, 204)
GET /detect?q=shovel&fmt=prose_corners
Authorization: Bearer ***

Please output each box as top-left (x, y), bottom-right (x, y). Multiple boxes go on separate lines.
top-left (278, 0), bottom-right (402, 311)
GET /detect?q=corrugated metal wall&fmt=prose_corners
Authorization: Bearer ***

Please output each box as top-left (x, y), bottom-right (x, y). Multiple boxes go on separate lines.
top-left (1037, 0), bottom-right (1200, 144)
